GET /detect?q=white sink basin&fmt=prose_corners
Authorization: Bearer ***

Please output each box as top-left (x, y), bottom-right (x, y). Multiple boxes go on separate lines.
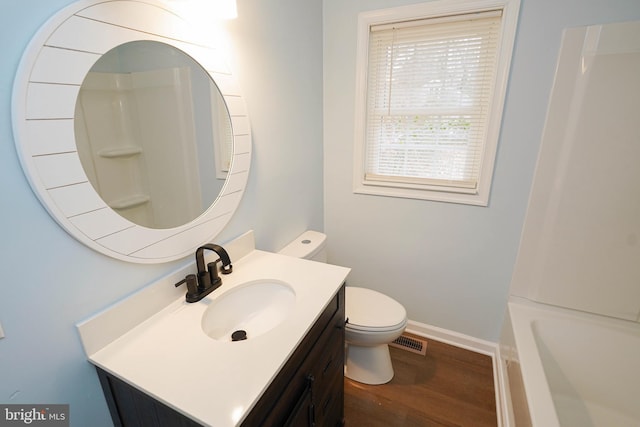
top-left (201, 280), bottom-right (296, 341)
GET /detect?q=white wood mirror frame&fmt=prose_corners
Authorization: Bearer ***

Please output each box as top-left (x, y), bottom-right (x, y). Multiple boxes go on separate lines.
top-left (12, 0), bottom-right (251, 263)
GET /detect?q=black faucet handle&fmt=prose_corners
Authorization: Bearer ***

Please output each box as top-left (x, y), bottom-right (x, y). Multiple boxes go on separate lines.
top-left (175, 274), bottom-right (200, 302)
top-left (208, 261), bottom-right (223, 287)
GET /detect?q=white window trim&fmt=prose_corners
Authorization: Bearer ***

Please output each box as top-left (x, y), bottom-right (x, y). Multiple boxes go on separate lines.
top-left (352, 0), bottom-right (520, 206)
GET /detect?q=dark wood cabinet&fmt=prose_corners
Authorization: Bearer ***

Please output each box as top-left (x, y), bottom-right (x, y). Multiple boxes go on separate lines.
top-left (96, 285), bottom-right (345, 427)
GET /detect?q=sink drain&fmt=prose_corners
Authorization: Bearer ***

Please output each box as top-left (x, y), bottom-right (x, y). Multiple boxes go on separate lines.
top-left (231, 330), bottom-right (247, 341)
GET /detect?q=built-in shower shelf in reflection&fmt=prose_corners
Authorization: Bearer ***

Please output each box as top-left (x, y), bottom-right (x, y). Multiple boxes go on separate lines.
top-left (98, 146), bottom-right (143, 159)
top-left (110, 194), bottom-right (151, 210)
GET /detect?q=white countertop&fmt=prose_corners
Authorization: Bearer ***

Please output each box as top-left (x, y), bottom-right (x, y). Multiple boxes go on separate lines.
top-left (77, 240), bottom-right (350, 426)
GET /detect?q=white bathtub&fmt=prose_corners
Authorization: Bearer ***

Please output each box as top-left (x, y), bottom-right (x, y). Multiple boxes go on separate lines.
top-left (501, 296), bottom-right (640, 427)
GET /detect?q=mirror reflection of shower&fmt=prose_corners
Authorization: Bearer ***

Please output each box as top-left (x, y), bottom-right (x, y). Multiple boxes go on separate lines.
top-left (74, 41), bottom-right (233, 229)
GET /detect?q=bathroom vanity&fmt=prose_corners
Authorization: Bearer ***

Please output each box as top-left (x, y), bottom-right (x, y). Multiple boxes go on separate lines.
top-left (77, 232), bottom-right (350, 426)
top-left (96, 287), bottom-right (345, 426)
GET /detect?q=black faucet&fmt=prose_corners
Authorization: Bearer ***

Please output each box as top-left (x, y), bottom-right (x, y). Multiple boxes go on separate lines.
top-left (175, 244), bottom-right (233, 303)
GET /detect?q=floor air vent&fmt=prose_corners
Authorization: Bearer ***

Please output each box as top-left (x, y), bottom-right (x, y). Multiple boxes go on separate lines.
top-left (390, 334), bottom-right (428, 356)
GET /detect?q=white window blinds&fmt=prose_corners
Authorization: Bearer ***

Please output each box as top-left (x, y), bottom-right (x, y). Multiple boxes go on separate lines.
top-left (365, 10), bottom-right (502, 192)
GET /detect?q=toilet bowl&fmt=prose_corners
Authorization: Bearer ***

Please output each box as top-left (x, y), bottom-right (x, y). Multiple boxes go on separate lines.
top-left (279, 230), bottom-right (407, 385)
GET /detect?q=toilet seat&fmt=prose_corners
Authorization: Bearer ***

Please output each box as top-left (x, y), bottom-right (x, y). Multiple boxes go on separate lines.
top-left (345, 287), bottom-right (407, 332)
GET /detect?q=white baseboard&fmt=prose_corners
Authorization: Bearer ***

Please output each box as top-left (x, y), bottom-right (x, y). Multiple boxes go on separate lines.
top-left (404, 319), bottom-right (507, 427)
top-left (405, 319), bottom-right (497, 356)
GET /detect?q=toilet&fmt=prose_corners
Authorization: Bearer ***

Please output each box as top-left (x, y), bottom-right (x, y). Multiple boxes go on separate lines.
top-left (279, 230), bottom-right (407, 385)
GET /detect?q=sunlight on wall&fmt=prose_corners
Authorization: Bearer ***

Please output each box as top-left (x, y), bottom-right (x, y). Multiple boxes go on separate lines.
top-left (167, 0), bottom-right (237, 21)
top-left (166, 0), bottom-right (236, 63)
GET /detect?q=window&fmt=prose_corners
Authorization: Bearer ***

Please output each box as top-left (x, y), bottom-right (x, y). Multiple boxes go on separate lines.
top-left (353, 0), bottom-right (519, 205)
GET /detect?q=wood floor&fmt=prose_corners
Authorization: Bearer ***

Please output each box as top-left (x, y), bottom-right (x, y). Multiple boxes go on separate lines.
top-left (344, 336), bottom-right (497, 427)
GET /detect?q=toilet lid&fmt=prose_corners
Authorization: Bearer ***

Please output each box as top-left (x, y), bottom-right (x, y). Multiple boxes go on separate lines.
top-left (345, 287), bottom-right (407, 332)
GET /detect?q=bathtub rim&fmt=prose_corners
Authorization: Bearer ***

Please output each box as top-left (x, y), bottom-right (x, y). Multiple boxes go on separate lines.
top-left (507, 296), bottom-right (560, 427)
top-left (505, 295), bottom-right (640, 427)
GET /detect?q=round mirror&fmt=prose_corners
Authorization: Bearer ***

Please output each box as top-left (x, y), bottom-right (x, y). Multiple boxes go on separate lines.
top-left (12, 0), bottom-right (251, 263)
top-left (75, 41), bottom-right (232, 229)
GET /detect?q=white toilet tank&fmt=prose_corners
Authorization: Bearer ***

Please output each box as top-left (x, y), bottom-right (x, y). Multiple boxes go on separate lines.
top-left (278, 230), bottom-right (327, 262)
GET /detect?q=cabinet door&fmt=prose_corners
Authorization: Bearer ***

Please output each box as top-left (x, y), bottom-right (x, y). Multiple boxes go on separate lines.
top-left (284, 376), bottom-right (314, 427)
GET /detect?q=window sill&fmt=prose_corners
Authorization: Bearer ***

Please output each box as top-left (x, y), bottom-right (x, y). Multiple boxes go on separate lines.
top-left (353, 181), bottom-right (490, 206)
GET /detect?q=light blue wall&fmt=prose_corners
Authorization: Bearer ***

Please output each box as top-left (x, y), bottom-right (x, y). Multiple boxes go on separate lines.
top-left (323, 0), bottom-right (640, 341)
top-left (5, 0), bottom-right (640, 424)
top-left (0, 0), bottom-right (323, 425)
